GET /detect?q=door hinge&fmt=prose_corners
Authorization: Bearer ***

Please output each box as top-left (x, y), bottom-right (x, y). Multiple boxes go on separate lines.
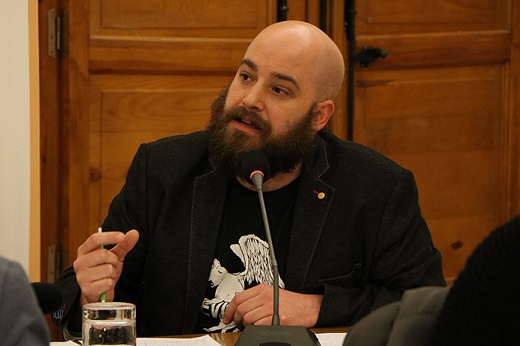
top-left (48, 8), bottom-right (64, 58)
top-left (47, 244), bottom-right (63, 283)
top-left (277, 0), bottom-right (288, 22)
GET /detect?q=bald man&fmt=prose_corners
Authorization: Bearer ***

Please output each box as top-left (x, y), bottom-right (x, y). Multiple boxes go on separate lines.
top-left (54, 21), bottom-right (445, 338)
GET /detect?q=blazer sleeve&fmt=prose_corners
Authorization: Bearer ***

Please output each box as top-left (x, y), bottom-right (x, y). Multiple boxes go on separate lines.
top-left (53, 143), bottom-right (150, 339)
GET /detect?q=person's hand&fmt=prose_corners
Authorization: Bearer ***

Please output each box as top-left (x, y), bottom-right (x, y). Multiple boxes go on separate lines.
top-left (222, 284), bottom-right (323, 328)
top-left (73, 230), bottom-right (139, 305)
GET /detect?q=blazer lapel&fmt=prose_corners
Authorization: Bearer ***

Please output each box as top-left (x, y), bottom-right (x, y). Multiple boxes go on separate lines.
top-left (182, 169), bottom-right (228, 333)
top-left (286, 138), bottom-right (334, 292)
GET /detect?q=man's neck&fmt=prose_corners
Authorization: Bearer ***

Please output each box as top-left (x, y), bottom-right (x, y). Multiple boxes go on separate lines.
top-left (237, 163), bottom-right (302, 192)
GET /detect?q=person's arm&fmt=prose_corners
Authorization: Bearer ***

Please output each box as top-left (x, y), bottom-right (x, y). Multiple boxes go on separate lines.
top-left (225, 170), bottom-right (444, 328)
top-left (54, 144), bottom-right (150, 338)
top-left (317, 169), bottom-right (445, 326)
top-left (53, 231), bottom-right (139, 339)
top-left (53, 266), bottom-right (82, 338)
top-left (0, 258), bottom-right (50, 345)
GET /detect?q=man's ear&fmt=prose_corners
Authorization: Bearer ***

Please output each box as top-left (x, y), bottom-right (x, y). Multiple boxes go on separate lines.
top-left (312, 100), bottom-right (335, 131)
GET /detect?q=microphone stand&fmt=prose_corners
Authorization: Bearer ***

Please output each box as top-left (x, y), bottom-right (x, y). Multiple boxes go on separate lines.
top-left (235, 172), bottom-right (320, 346)
top-left (256, 173), bottom-right (281, 326)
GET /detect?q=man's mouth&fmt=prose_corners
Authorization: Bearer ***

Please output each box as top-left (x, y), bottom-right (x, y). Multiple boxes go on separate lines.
top-left (233, 115), bottom-right (262, 131)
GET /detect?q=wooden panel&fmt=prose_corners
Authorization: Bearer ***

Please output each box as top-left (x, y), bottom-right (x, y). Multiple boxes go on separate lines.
top-left (367, 1), bottom-right (499, 24)
top-left (395, 151), bottom-right (502, 219)
top-left (60, 0), bottom-right (91, 267)
top-left (101, 0), bottom-right (262, 29)
top-left (88, 0), bottom-right (281, 73)
top-left (355, 65), bottom-right (507, 282)
top-left (428, 216), bottom-right (497, 282)
top-left (360, 66), bottom-right (502, 153)
top-left (89, 74), bottom-right (232, 227)
top-left (356, 31), bottom-right (511, 69)
top-left (91, 0), bottom-right (276, 37)
top-left (358, 0), bottom-right (509, 34)
top-left (101, 90), bottom-right (217, 132)
top-left (89, 37), bottom-right (251, 73)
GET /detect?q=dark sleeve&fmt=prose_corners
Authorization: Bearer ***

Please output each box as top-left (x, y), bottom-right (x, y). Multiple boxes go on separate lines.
top-left (428, 215), bottom-right (520, 345)
top-left (53, 143), bottom-right (150, 338)
top-left (102, 143), bottom-right (149, 306)
top-left (0, 258), bottom-right (50, 345)
top-left (52, 266), bottom-right (82, 339)
top-left (317, 169), bottom-right (446, 326)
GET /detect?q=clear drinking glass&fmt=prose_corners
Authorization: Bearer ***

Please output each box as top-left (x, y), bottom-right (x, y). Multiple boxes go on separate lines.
top-left (82, 302), bottom-right (136, 346)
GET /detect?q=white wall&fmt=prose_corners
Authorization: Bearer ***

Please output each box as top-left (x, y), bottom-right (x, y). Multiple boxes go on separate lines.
top-left (0, 0), bottom-right (35, 275)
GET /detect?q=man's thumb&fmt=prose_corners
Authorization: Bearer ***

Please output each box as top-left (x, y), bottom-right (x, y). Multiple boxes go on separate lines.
top-left (112, 229), bottom-right (139, 261)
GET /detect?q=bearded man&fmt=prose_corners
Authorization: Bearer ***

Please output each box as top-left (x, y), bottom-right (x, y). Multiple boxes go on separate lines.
top-left (54, 20), bottom-right (445, 338)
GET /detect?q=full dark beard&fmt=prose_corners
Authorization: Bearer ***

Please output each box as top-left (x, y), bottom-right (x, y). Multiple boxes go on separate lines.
top-left (207, 87), bottom-right (319, 179)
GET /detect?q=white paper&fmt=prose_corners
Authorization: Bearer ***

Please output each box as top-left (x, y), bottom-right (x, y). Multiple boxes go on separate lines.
top-left (317, 332), bottom-right (348, 346)
top-left (137, 335), bottom-right (221, 345)
top-left (49, 332), bottom-right (347, 345)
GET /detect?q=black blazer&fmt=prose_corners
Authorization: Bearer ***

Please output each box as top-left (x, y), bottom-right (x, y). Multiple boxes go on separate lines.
top-left (55, 129), bottom-right (445, 337)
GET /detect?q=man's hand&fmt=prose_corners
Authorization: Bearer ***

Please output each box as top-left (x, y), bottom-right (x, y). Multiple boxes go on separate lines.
top-left (73, 230), bottom-right (139, 305)
top-left (222, 284), bottom-right (323, 328)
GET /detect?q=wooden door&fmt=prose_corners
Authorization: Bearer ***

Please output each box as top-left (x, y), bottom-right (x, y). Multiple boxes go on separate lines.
top-left (338, 0), bottom-right (520, 284)
top-left (50, 0), bottom-right (307, 271)
top-left (41, 0), bottom-right (519, 298)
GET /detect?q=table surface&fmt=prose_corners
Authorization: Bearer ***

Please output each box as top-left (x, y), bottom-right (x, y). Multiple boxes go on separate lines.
top-left (176, 326), bottom-right (350, 346)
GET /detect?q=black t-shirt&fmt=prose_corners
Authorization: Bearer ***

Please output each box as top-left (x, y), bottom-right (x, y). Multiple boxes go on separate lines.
top-left (196, 178), bottom-right (298, 333)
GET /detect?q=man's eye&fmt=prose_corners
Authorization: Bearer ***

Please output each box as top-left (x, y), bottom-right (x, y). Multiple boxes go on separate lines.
top-left (273, 87), bottom-right (286, 95)
top-left (240, 73), bottom-right (251, 81)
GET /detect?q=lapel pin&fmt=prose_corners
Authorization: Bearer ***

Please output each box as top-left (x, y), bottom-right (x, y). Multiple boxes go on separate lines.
top-left (313, 190), bottom-right (326, 200)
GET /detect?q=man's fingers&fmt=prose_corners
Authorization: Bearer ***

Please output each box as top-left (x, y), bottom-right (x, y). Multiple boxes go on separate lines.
top-left (75, 248), bottom-right (119, 270)
top-left (77, 231), bottom-right (124, 255)
top-left (223, 301), bottom-right (237, 324)
top-left (78, 262), bottom-right (117, 282)
top-left (74, 229), bottom-right (139, 305)
top-left (81, 277), bottom-right (116, 303)
top-left (111, 229), bottom-right (139, 261)
top-left (223, 284), bottom-right (271, 325)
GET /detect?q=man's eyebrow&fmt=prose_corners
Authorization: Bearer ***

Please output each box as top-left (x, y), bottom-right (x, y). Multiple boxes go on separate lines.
top-left (240, 59), bottom-right (257, 71)
top-left (273, 72), bottom-right (300, 91)
top-left (239, 59), bottom-right (300, 91)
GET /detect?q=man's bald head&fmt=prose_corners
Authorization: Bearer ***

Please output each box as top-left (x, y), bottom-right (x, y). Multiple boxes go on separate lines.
top-left (247, 21), bottom-right (345, 101)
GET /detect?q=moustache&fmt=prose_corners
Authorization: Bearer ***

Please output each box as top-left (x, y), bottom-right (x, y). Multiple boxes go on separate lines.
top-left (222, 107), bottom-right (271, 133)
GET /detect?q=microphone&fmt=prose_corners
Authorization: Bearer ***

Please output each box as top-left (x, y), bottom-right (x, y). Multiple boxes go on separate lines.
top-left (240, 149), bottom-right (271, 187)
top-left (31, 282), bottom-right (63, 314)
top-left (236, 151), bottom-right (320, 346)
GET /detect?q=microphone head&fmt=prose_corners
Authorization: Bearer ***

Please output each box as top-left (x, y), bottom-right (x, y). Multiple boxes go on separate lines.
top-left (31, 282), bottom-right (63, 314)
top-left (240, 150), bottom-right (271, 185)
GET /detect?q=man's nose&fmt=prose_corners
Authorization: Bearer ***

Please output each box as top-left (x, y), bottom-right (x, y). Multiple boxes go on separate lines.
top-left (241, 85), bottom-right (265, 111)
